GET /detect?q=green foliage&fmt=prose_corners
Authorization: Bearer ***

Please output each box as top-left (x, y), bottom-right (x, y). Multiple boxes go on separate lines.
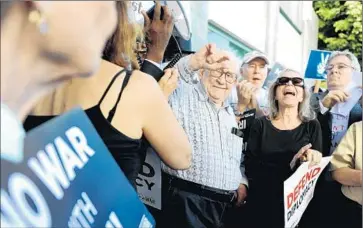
top-left (313, 1), bottom-right (362, 66)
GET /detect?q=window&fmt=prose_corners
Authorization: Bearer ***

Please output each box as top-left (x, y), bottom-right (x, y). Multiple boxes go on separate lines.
top-left (208, 22), bottom-right (252, 62)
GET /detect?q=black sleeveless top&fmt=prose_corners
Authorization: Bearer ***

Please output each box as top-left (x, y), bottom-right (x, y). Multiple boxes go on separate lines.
top-left (24, 70), bottom-right (147, 189)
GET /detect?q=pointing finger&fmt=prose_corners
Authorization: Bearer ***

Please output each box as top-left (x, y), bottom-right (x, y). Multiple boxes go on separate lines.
top-left (153, 1), bottom-right (161, 21)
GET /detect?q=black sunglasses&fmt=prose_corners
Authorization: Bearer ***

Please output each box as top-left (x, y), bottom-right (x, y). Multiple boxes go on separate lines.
top-left (276, 77), bottom-right (304, 87)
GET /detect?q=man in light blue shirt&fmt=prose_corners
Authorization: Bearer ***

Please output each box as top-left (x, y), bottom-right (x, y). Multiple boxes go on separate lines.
top-left (160, 44), bottom-right (248, 228)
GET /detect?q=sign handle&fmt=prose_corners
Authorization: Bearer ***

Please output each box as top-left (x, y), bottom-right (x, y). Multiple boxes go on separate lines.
top-left (313, 80), bottom-right (321, 94)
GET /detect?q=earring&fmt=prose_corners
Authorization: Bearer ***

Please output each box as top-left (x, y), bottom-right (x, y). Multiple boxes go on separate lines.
top-left (28, 9), bottom-right (48, 34)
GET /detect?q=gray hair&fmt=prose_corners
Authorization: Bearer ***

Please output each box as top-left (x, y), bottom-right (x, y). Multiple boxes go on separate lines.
top-left (268, 68), bottom-right (316, 122)
top-left (328, 50), bottom-right (361, 72)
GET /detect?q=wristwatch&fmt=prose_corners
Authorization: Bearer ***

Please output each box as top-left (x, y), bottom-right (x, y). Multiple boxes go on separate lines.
top-left (234, 110), bottom-right (245, 116)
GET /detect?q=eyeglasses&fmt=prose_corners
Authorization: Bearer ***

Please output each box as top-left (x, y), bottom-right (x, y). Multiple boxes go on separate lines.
top-left (276, 77), bottom-right (304, 87)
top-left (325, 63), bottom-right (353, 72)
top-left (209, 70), bottom-right (237, 84)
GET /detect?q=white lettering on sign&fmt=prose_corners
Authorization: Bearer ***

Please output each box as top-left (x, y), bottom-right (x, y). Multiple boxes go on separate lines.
top-left (238, 119), bottom-right (246, 129)
top-left (1, 173), bottom-right (51, 227)
top-left (68, 192), bottom-right (98, 228)
top-left (105, 211), bottom-right (123, 228)
top-left (1, 189), bottom-right (27, 227)
top-left (138, 215), bottom-right (153, 228)
top-left (66, 127), bottom-right (96, 163)
top-left (27, 144), bottom-right (70, 200)
top-left (28, 127), bottom-right (95, 200)
top-left (56, 136), bottom-right (85, 181)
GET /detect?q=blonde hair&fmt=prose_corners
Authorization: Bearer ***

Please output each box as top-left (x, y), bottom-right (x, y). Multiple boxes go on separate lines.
top-left (103, 1), bottom-right (143, 69)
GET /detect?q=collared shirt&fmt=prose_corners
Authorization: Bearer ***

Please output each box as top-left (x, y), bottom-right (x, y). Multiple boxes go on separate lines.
top-left (330, 121), bottom-right (362, 205)
top-left (318, 95), bottom-right (351, 155)
top-left (1, 102), bottom-right (25, 163)
top-left (161, 55), bottom-right (248, 191)
top-left (318, 91), bottom-right (353, 181)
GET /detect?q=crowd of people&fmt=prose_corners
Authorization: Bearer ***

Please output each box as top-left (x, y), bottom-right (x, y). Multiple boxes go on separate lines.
top-left (1, 1), bottom-right (361, 228)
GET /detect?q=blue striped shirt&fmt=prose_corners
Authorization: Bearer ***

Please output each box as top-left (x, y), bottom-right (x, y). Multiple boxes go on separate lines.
top-left (161, 56), bottom-right (248, 190)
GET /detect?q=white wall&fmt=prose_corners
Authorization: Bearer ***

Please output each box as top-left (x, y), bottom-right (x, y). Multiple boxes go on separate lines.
top-left (274, 13), bottom-right (303, 72)
top-left (279, 1), bottom-right (303, 30)
top-left (206, 1), bottom-right (318, 76)
top-left (208, 1), bottom-right (267, 52)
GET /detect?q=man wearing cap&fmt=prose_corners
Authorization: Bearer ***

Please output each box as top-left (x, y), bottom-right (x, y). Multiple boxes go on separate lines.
top-left (229, 51), bottom-right (270, 118)
top-left (224, 50), bottom-right (270, 228)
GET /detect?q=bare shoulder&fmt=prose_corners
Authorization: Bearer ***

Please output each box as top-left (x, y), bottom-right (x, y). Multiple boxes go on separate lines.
top-left (129, 70), bottom-right (159, 87)
top-left (90, 60), bottom-right (125, 81)
top-left (127, 70), bottom-right (163, 98)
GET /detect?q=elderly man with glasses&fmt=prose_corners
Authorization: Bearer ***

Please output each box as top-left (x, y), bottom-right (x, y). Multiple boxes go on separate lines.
top-left (159, 44), bottom-right (248, 228)
top-left (303, 50), bottom-right (362, 228)
top-left (311, 50), bottom-right (362, 159)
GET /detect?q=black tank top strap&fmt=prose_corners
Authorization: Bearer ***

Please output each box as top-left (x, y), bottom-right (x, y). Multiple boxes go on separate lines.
top-left (106, 70), bottom-right (132, 122)
top-left (98, 69), bottom-right (126, 106)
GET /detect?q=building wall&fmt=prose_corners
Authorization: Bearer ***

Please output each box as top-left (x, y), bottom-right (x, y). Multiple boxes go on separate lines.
top-left (182, 1), bottom-right (209, 51)
top-left (187, 1), bottom-right (318, 77)
top-left (208, 1), bottom-right (268, 53)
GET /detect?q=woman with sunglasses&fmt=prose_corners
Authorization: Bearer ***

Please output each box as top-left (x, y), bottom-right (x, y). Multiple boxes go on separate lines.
top-left (242, 69), bottom-right (323, 228)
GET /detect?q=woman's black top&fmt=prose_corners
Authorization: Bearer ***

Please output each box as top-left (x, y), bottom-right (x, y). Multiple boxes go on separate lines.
top-left (24, 70), bottom-right (146, 189)
top-left (243, 116), bottom-right (322, 227)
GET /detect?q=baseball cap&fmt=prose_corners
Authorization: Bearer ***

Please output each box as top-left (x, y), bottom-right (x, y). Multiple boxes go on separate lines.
top-left (241, 51), bottom-right (270, 66)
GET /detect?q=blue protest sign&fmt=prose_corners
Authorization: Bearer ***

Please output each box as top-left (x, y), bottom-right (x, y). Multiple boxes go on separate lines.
top-left (1, 108), bottom-right (154, 228)
top-left (263, 62), bottom-right (285, 90)
top-left (304, 50), bottom-right (332, 80)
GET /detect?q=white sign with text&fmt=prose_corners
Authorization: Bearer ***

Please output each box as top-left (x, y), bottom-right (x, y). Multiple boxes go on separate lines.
top-left (136, 148), bottom-right (162, 210)
top-left (284, 157), bottom-right (332, 228)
